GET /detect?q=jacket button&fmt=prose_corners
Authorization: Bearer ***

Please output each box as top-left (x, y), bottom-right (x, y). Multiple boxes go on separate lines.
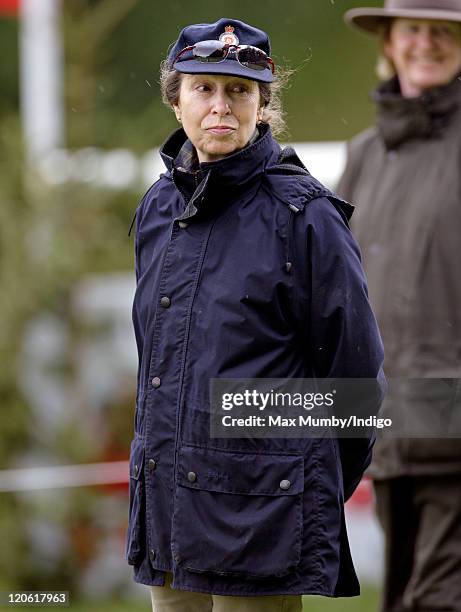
top-left (178, 221), bottom-right (188, 229)
top-left (149, 549), bottom-right (156, 563)
top-left (279, 479), bottom-right (291, 491)
top-left (148, 459), bottom-right (157, 471)
top-left (133, 464), bottom-right (139, 478)
top-left (151, 377), bottom-right (161, 388)
top-left (173, 553), bottom-right (181, 564)
top-left (160, 296), bottom-right (171, 308)
top-left (187, 471), bottom-right (197, 483)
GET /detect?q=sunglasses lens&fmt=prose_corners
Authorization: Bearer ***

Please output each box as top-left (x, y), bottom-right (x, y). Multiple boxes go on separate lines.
top-left (179, 41), bottom-right (273, 73)
top-left (237, 47), bottom-right (268, 71)
top-left (193, 40), bottom-right (226, 62)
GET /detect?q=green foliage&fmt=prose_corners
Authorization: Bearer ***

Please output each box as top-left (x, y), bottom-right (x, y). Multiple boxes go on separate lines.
top-left (0, 495), bottom-right (29, 590)
top-left (305, 585), bottom-right (380, 611)
top-left (0, 18), bottom-right (19, 115)
top-left (0, 116), bottom-right (33, 468)
top-left (0, 115), bottom-right (136, 593)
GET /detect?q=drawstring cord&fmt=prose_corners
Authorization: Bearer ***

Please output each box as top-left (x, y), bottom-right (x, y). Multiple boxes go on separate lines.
top-left (128, 210), bottom-right (137, 237)
top-left (285, 203), bottom-right (300, 274)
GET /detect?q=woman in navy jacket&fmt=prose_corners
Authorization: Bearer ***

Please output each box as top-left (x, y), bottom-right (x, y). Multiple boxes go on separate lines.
top-left (127, 17), bottom-right (385, 610)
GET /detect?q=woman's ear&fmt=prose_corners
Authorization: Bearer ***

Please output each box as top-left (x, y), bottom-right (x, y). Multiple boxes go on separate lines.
top-left (173, 104), bottom-right (182, 123)
top-left (383, 39), bottom-right (392, 62)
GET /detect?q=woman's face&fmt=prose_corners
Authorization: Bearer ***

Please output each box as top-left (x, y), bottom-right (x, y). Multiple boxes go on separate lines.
top-left (173, 74), bottom-right (264, 163)
top-left (385, 18), bottom-right (461, 97)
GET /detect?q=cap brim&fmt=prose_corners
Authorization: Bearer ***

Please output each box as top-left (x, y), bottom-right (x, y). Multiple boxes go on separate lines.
top-left (173, 58), bottom-right (274, 83)
top-left (345, 7), bottom-right (461, 34)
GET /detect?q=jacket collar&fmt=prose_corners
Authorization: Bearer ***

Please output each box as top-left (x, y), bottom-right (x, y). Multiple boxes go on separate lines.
top-left (159, 123), bottom-right (281, 218)
top-left (373, 74), bottom-right (461, 150)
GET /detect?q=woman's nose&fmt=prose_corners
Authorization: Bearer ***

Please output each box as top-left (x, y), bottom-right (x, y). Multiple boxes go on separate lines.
top-left (417, 28), bottom-right (437, 49)
top-left (211, 91), bottom-right (232, 115)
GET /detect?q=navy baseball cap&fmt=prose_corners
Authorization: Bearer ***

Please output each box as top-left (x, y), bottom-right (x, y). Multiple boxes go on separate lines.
top-left (167, 18), bottom-right (274, 83)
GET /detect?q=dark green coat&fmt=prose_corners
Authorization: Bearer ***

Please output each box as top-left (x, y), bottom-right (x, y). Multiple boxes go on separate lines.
top-left (338, 76), bottom-right (461, 478)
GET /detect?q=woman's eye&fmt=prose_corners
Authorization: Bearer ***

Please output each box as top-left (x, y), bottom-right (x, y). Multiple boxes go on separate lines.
top-left (232, 85), bottom-right (249, 94)
top-left (399, 22), bottom-right (419, 34)
top-left (436, 26), bottom-right (456, 38)
top-left (196, 84), bottom-right (211, 92)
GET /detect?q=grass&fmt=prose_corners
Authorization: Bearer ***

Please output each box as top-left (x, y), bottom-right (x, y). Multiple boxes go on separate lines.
top-left (303, 585), bottom-right (379, 610)
top-left (18, 585), bottom-right (379, 611)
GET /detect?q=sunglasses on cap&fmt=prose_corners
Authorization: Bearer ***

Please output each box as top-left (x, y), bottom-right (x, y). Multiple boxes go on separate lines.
top-left (173, 40), bottom-right (275, 74)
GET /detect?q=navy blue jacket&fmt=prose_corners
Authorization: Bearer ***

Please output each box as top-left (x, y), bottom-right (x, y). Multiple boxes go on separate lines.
top-left (126, 124), bottom-right (384, 596)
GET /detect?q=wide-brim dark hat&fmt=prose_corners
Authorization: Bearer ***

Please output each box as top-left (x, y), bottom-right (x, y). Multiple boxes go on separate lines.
top-left (167, 18), bottom-right (274, 83)
top-left (345, 0), bottom-right (461, 34)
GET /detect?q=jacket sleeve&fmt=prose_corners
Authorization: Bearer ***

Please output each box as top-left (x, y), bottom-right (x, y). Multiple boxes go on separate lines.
top-left (131, 184), bottom-right (158, 390)
top-left (301, 196), bottom-right (386, 501)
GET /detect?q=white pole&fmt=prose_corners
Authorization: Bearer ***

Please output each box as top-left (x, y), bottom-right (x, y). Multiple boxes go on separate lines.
top-left (0, 461), bottom-right (129, 492)
top-left (19, 0), bottom-right (64, 161)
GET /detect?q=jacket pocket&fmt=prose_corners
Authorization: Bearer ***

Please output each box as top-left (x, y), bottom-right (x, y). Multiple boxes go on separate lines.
top-left (171, 444), bottom-right (304, 578)
top-left (125, 435), bottom-right (145, 565)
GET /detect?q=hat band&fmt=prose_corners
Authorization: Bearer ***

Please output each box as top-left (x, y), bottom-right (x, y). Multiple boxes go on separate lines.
top-left (386, 0), bottom-right (461, 11)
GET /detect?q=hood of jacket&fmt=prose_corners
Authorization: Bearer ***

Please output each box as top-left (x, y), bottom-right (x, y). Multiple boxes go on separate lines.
top-left (159, 123), bottom-right (280, 211)
top-left (373, 74), bottom-right (461, 150)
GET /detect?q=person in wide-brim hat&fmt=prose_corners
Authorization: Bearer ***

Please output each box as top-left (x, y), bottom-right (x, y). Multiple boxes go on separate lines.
top-left (337, 2), bottom-right (461, 612)
top-left (345, 0), bottom-right (461, 95)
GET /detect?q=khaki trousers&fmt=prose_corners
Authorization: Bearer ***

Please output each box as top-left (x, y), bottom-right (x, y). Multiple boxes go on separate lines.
top-left (150, 573), bottom-right (303, 612)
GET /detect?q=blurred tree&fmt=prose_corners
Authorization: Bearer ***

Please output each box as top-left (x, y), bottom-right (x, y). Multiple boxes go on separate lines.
top-left (64, 0), bottom-right (138, 146)
top-left (0, 17), bottom-right (19, 116)
top-left (0, 116), bottom-right (33, 468)
top-left (0, 110), bottom-right (137, 591)
top-left (0, 115), bottom-right (31, 589)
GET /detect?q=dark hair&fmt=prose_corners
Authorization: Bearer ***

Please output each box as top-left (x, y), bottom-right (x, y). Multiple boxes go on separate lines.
top-left (159, 60), bottom-right (291, 138)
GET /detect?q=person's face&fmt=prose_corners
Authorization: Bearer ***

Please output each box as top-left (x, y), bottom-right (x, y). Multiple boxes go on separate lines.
top-left (384, 18), bottom-right (461, 97)
top-left (173, 73), bottom-right (264, 163)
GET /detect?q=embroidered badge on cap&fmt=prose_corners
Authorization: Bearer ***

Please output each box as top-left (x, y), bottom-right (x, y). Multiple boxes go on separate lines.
top-left (219, 25), bottom-right (239, 46)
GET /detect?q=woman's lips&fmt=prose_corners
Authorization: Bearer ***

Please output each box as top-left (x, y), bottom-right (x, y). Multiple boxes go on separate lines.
top-left (411, 56), bottom-right (441, 65)
top-left (206, 127), bottom-right (235, 135)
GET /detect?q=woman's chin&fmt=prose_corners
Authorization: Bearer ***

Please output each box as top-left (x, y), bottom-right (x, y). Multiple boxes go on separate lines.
top-left (200, 144), bottom-right (239, 161)
top-left (409, 66), bottom-right (456, 91)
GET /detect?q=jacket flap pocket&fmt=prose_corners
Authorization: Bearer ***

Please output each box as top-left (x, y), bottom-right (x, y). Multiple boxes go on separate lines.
top-left (172, 444), bottom-right (304, 577)
top-left (130, 435), bottom-right (145, 481)
top-left (177, 445), bottom-right (303, 495)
